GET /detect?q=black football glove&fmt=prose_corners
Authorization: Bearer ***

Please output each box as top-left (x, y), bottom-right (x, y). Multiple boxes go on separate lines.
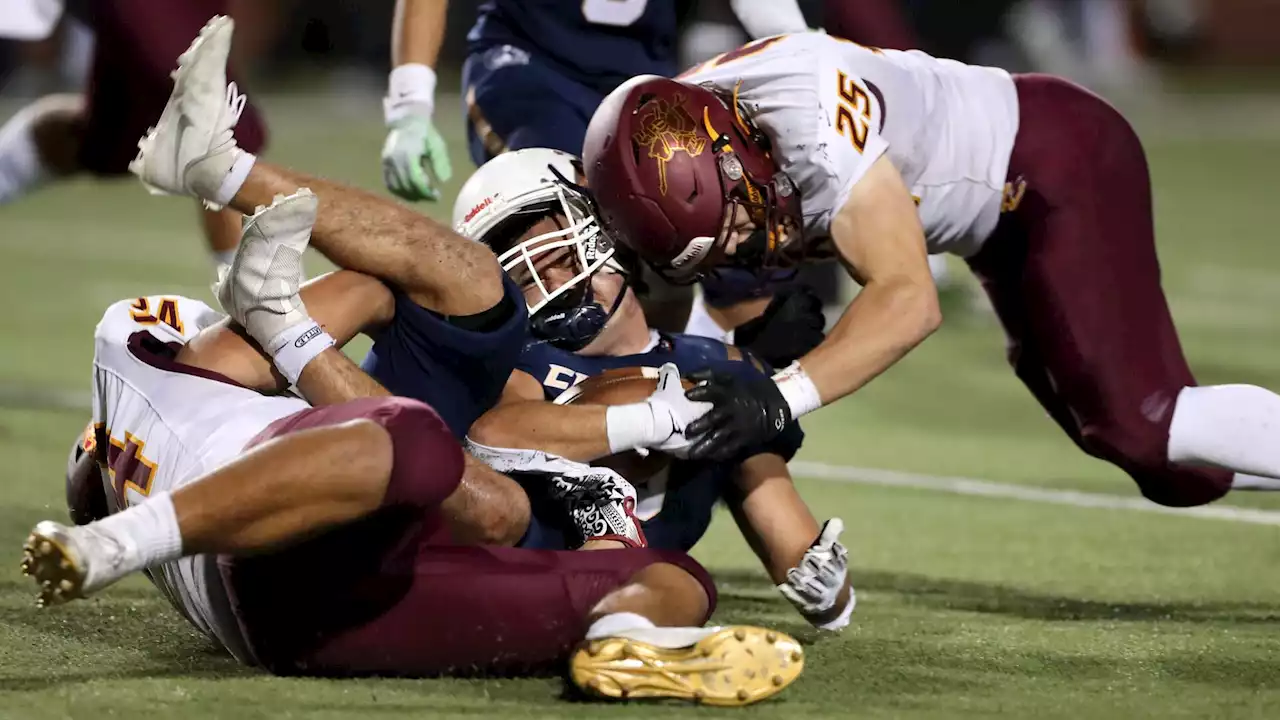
top-left (684, 369), bottom-right (791, 462)
top-left (733, 285), bottom-right (826, 369)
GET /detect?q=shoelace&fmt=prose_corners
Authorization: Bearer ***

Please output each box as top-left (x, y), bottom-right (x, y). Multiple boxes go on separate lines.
top-left (223, 82), bottom-right (247, 126)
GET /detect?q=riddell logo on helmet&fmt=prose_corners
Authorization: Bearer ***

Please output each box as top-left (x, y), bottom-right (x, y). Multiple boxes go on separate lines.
top-left (464, 197), bottom-right (493, 223)
top-left (632, 95), bottom-right (706, 196)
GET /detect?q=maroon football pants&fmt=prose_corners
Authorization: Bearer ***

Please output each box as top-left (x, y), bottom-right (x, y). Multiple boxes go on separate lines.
top-left (219, 397), bottom-right (716, 677)
top-left (966, 74), bottom-right (1232, 508)
top-left (78, 0), bottom-right (266, 174)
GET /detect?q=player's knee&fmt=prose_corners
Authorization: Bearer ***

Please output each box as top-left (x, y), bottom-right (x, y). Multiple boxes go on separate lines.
top-left (1080, 418), bottom-right (1231, 508)
top-left (370, 397), bottom-right (465, 508)
top-left (441, 455), bottom-right (531, 546)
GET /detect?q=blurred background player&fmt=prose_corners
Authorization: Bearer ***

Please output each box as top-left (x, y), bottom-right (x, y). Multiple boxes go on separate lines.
top-left (0, 0), bottom-right (268, 268)
top-left (378, 0), bottom-right (812, 203)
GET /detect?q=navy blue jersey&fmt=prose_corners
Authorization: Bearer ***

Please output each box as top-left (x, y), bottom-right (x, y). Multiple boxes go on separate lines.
top-left (514, 331), bottom-right (804, 551)
top-left (362, 276), bottom-right (528, 439)
top-left (467, 0), bottom-right (679, 94)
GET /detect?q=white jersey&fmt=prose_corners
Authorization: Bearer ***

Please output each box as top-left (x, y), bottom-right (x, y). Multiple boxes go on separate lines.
top-left (92, 294), bottom-right (309, 661)
top-left (682, 32), bottom-right (1020, 257)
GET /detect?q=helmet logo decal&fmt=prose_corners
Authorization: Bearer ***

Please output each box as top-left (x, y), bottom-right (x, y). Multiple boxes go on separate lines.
top-left (633, 95), bottom-right (706, 196)
top-left (463, 196), bottom-right (494, 224)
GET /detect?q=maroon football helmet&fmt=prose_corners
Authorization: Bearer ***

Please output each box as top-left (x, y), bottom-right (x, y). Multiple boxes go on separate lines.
top-left (582, 75), bottom-right (802, 284)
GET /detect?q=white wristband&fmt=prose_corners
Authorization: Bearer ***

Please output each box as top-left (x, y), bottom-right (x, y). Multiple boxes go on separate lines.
top-left (817, 592), bottom-right (857, 632)
top-left (605, 402), bottom-right (659, 454)
top-left (384, 63), bottom-right (437, 123)
top-left (266, 320), bottom-right (334, 386)
top-left (772, 361), bottom-right (822, 419)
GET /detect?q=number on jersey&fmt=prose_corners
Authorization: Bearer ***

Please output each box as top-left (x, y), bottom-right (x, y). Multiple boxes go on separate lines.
top-left (130, 297), bottom-right (184, 334)
top-left (582, 0), bottom-right (647, 27)
top-left (106, 432), bottom-right (157, 507)
top-left (835, 71), bottom-right (873, 153)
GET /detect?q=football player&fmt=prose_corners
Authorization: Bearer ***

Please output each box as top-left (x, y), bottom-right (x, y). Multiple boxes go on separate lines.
top-left (116, 16), bottom-right (651, 550)
top-left (379, 0), bottom-right (811, 202)
top-left (582, 32), bottom-right (1280, 507)
top-left (0, 1), bottom-right (267, 268)
top-left (454, 148), bottom-right (854, 631)
top-left (23, 191), bottom-right (805, 704)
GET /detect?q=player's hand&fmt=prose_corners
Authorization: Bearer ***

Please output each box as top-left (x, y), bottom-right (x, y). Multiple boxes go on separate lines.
top-left (734, 285), bottom-right (826, 369)
top-left (549, 466), bottom-right (647, 548)
top-left (643, 363), bottom-right (712, 458)
top-left (683, 369), bottom-right (790, 461)
top-left (381, 109), bottom-right (453, 202)
top-left (779, 518), bottom-right (854, 629)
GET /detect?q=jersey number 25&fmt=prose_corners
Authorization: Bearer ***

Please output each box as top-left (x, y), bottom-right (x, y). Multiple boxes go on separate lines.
top-left (835, 71), bottom-right (873, 153)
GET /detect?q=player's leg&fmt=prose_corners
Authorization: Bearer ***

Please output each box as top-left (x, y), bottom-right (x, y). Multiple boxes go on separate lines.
top-left (973, 74), bottom-right (1280, 507)
top-left (22, 394), bottom-right (461, 607)
top-left (127, 16), bottom-right (503, 318)
top-left (199, 192), bottom-right (530, 545)
top-left (84, 1), bottom-right (266, 265)
top-left (461, 46), bottom-right (597, 164)
top-left (226, 543), bottom-right (802, 705)
top-left (0, 94), bottom-right (84, 204)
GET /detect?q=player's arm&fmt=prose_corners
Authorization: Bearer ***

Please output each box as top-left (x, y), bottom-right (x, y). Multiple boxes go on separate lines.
top-left (688, 157), bottom-right (939, 460)
top-left (727, 453), bottom-right (855, 629)
top-left (467, 371), bottom-right (614, 462)
top-left (728, 0), bottom-right (810, 39)
top-left (177, 270), bottom-right (395, 396)
top-left (802, 154), bottom-right (941, 403)
top-left (383, 0), bottom-right (453, 201)
top-left (468, 364), bottom-right (709, 462)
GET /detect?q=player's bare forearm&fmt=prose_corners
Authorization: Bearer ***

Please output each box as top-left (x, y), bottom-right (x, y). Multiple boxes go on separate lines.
top-left (296, 348), bottom-right (391, 406)
top-left (728, 454), bottom-right (822, 584)
top-left (802, 155), bottom-right (940, 403)
top-left (177, 271), bottom-right (393, 393)
top-left (229, 162), bottom-right (504, 317)
top-left (468, 401), bottom-right (612, 462)
top-left (393, 0), bottom-right (448, 68)
top-left (728, 454), bottom-right (854, 612)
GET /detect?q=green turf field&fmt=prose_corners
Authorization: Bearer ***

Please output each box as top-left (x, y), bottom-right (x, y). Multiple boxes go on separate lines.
top-left (1, 92), bottom-right (1278, 719)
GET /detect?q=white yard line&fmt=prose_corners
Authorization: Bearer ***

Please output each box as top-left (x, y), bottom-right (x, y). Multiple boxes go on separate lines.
top-left (789, 461), bottom-right (1280, 526)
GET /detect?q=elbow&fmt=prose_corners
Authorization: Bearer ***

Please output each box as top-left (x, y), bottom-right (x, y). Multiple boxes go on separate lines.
top-left (466, 410), bottom-right (526, 451)
top-left (895, 279), bottom-right (942, 345)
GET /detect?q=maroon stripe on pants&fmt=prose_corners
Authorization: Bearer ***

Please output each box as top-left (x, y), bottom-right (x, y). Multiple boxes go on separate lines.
top-left (966, 74), bottom-right (1231, 508)
top-left (78, 0), bottom-right (266, 175)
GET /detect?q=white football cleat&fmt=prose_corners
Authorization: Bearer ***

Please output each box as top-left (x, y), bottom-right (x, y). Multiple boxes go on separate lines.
top-left (21, 520), bottom-right (133, 608)
top-left (571, 625), bottom-right (804, 706)
top-left (214, 189), bottom-right (318, 349)
top-left (128, 15), bottom-right (246, 205)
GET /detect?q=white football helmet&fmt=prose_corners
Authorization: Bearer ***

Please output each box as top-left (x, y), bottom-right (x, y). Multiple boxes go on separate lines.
top-left (453, 148), bottom-right (622, 316)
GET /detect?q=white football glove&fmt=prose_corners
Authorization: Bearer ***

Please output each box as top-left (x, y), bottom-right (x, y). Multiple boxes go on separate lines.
top-left (645, 363), bottom-right (712, 458)
top-left (779, 518), bottom-right (855, 630)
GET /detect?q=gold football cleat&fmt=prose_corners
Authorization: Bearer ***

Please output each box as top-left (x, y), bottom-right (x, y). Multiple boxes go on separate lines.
top-left (20, 521), bottom-right (86, 608)
top-left (570, 626), bottom-right (804, 707)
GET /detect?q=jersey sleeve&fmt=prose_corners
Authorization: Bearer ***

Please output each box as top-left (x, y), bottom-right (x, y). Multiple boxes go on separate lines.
top-left (361, 274), bottom-right (530, 438)
top-left (794, 60), bottom-right (889, 237)
top-left (95, 295), bottom-right (223, 346)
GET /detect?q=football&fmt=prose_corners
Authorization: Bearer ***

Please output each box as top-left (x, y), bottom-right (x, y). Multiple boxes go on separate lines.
top-left (555, 366), bottom-right (695, 480)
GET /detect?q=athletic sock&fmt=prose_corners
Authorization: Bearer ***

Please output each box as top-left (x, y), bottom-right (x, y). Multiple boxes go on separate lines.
top-left (1168, 385), bottom-right (1280, 479)
top-left (87, 492), bottom-right (184, 583)
top-left (585, 612), bottom-right (656, 640)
